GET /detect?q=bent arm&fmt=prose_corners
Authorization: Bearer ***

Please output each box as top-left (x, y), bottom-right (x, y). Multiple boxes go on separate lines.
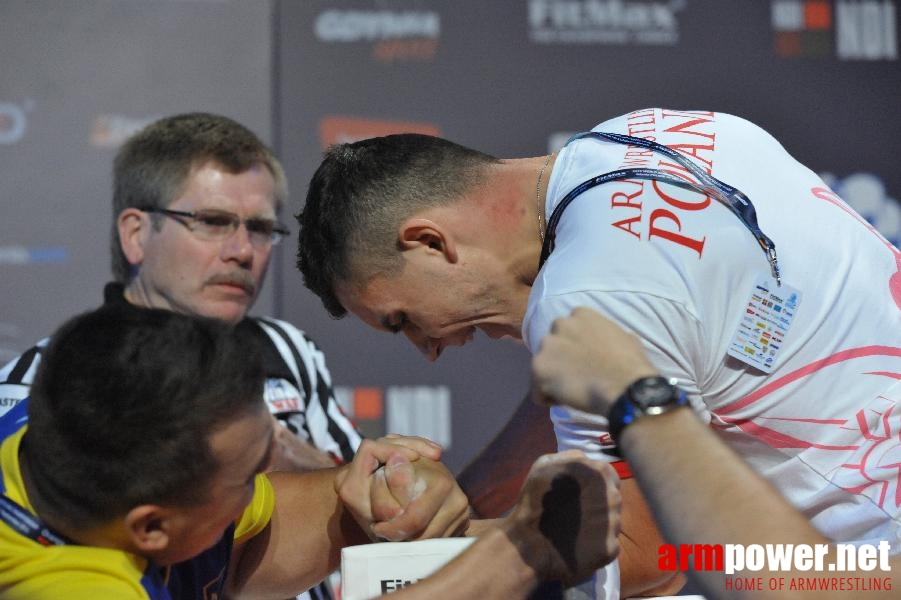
top-left (456, 394), bottom-right (557, 517)
top-left (397, 450), bottom-right (624, 599)
top-left (226, 468), bottom-right (369, 598)
top-left (622, 408), bottom-right (900, 599)
top-left (226, 437), bottom-right (469, 598)
top-left (618, 477), bottom-right (685, 597)
top-left (535, 307), bottom-right (899, 598)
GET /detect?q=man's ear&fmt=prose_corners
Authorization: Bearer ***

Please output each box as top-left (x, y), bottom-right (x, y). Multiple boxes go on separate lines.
top-left (117, 208), bottom-right (150, 269)
top-left (124, 504), bottom-right (171, 554)
top-left (397, 218), bottom-right (458, 263)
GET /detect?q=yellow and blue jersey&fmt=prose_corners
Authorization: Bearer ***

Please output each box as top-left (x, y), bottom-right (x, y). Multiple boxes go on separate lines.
top-left (0, 404), bottom-right (274, 600)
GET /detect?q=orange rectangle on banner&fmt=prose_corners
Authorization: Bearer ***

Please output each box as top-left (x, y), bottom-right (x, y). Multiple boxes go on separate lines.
top-left (804, 1), bottom-right (831, 29)
top-left (353, 387), bottom-right (384, 420)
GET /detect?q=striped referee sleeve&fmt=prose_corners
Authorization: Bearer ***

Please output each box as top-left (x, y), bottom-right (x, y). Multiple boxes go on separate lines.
top-left (0, 338), bottom-right (48, 418)
top-left (255, 318), bottom-right (362, 463)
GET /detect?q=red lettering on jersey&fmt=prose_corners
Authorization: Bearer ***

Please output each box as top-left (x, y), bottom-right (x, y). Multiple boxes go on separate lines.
top-left (812, 186), bottom-right (901, 312)
top-left (648, 208), bottom-right (706, 256)
top-left (610, 180), bottom-right (644, 209)
top-left (663, 117), bottom-right (716, 141)
top-left (627, 108), bottom-right (656, 125)
top-left (623, 148), bottom-right (654, 168)
top-left (612, 215), bottom-right (642, 240)
top-left (661, 109), bottom-right (715, 121)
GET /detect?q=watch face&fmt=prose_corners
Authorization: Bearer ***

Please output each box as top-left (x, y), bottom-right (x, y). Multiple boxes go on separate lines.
top-left (629, 376), bottom-right (676, 408)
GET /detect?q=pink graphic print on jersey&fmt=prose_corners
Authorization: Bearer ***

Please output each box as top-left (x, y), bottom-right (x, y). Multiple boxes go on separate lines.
top-left (812, 186), bottom-right (901, 311)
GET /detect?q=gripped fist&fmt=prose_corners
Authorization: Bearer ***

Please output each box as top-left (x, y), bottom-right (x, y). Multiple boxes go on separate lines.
top-left (531, 307), bottom-right (657, 415)
top-left (504, 450), bottom-right (621, 586)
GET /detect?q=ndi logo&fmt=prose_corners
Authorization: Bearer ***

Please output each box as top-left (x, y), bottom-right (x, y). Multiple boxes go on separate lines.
top-left (528, 0), bottom-right (685, 45)
top-left (836, 0), bottom-right (897, 60)
top-left (771, 0), bottom-right (897, 60)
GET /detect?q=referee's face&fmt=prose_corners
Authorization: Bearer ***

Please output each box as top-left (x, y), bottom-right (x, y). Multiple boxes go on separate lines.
top-left (124, 162), bottom-right (276, 324)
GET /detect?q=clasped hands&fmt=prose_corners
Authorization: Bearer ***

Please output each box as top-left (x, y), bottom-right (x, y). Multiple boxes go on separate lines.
top-left (336, 433), bottom-right (622, 586)
top-left (335, 434), bottom-right (469, 542)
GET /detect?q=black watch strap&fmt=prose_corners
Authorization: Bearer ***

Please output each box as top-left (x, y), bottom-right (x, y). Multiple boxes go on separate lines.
top-left (606, 376), bottom-right (688, 458)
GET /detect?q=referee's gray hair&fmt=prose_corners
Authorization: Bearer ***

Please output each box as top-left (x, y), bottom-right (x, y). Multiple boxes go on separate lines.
top-left (111, 112), bottom-right (288, 282)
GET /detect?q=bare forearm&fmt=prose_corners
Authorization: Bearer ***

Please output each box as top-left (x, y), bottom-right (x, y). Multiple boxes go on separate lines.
top-left (617, 477), bottom-right (685, 597)
top-left (227, 468), bottom-right (369, 598)
top-left (457, 395), bottom-right (557, 517)
top-left (621, 408), bottom-right (838, 598)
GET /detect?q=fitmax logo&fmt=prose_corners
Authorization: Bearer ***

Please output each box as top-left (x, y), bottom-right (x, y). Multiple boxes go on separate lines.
top-left (381, 578), bottom-right (419, 593)
top-left (529, 0), bottom-right (685, 45)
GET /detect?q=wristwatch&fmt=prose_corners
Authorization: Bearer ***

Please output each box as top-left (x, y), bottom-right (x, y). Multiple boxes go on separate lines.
top-left (607, 376), bottom-right (688, 457)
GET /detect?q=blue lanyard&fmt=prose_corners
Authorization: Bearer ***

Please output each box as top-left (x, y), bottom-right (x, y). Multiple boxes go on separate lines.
top-left (538, 132), bottom-right (782, 285)
top-left (0, 493), bottom-right (71, 546)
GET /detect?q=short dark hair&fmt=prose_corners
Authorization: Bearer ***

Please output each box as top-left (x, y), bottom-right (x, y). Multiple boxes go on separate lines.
top-left (297, 134), bottom-right (499, 317)
top-left (111, 112), bottom-right (288, 283)
top-left (23, 304), bottom-right (265, 531)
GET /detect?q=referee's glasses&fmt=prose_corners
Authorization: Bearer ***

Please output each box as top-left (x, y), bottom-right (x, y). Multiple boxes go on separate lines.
top-left (139, 207), bottom-right (290, 247)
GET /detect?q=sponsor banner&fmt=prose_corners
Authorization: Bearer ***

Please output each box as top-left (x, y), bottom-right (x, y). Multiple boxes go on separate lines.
top-left (90, 114), bottom-right (156, 149)
top-left (0, 246), bottom-right (69, 265)
top-left (528, 0), bottom-right (686, 45)
top-left (319, 115), bottom-right (441, 149)
top-left (334, 385), bottom-right (386, 440)
top-left (334, 385), bottom-right (384, 419)
top-left (386, 385), bottom-right (452, 448)
top-left (772, 0), bottom-right (898, 60)
top-left (334, 385), bottom-right (451, 447)
top-left (313, 5), bottom-right (441, 63)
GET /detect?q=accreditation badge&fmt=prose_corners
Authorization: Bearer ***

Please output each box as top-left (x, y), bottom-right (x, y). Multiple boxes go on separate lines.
top-left (727, 275), bottom-right (802, 373)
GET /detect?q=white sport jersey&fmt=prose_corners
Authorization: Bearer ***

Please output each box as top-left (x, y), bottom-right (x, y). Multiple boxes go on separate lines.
top-left (525, 108), bottom-right (901, 552)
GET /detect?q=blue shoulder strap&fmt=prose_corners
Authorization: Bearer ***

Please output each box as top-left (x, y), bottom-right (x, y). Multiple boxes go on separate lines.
top-left (539, 132), bottom-right (782, 284)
